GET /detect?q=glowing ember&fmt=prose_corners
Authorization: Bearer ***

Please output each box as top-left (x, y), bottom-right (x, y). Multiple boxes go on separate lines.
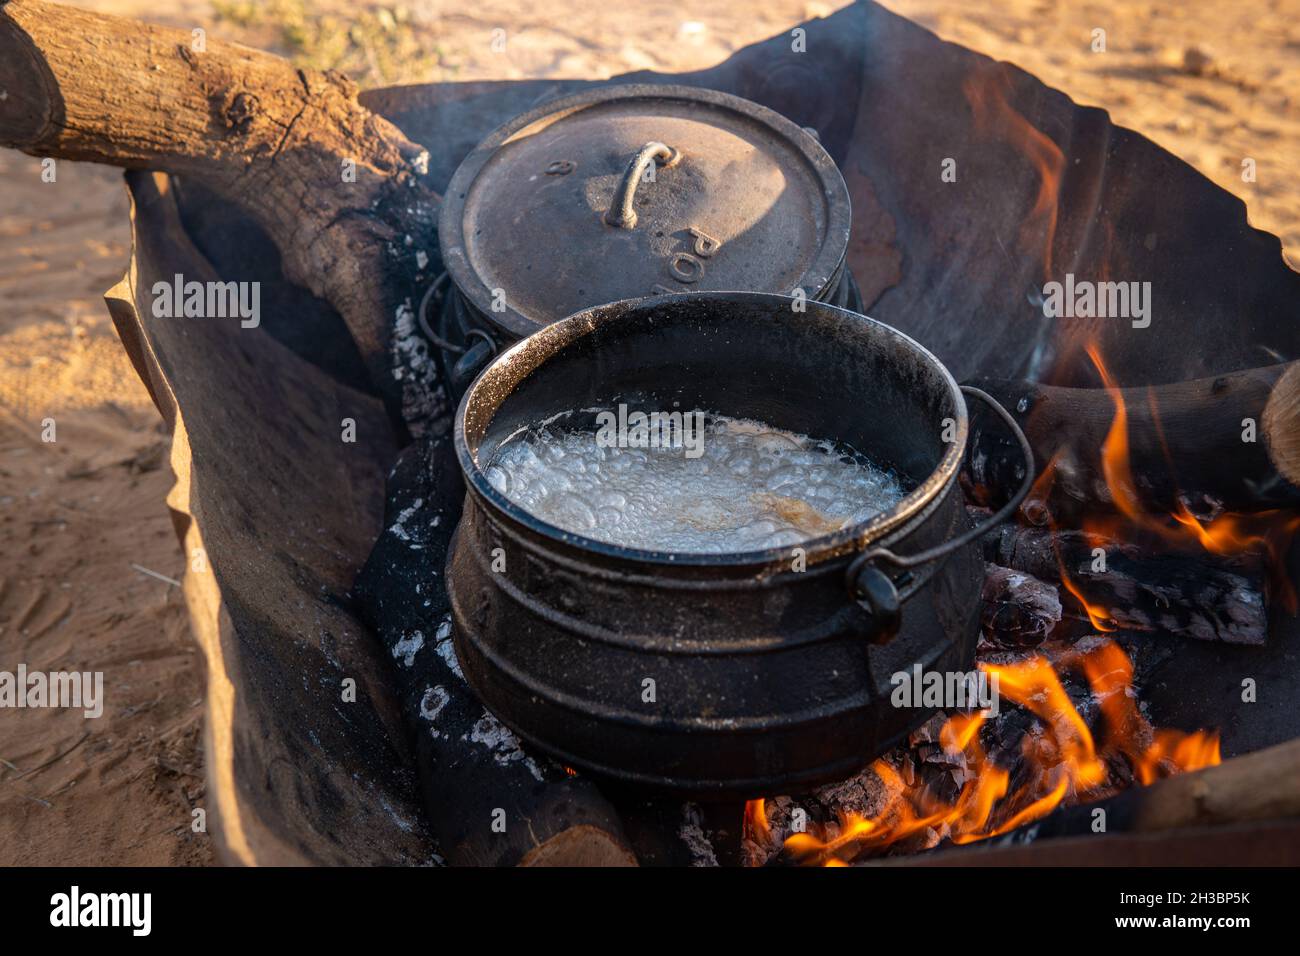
top-left (739, 59), bottom-right (1295, 870)
top-left (745, 639), bottom-right (1219, 866)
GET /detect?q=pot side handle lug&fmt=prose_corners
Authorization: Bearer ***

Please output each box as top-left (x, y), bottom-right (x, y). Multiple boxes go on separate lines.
top-left (848, 564), bottom-right (903, 645)
top-left (843, 385), bottom-right (1034, 646)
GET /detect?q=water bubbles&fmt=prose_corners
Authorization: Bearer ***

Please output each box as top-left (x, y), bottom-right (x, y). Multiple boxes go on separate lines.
top-left (754, 431), bottom-right (803, 456)
top-left (548, 492), bottom-right (597, 531)
top-left (485, 410), bottom-right (906, 554)
top-left (765, 529), bottom-right (805, 548)
top-left (485, 465), bottom-right (511, 495)
top-left (765, 465), bottom-right (800, 492)
top-left (595, 490), bottom-right (627, 510)
top-left (724, 451), bottom-right (755, 477)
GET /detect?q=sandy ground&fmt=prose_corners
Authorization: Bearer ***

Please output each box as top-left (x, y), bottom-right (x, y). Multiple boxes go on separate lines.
top-left (2, 0), bottom-right (1297, 865)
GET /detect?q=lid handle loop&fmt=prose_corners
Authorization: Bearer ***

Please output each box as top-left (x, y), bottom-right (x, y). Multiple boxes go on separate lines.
top-left (604, 141), bottom-right (679, 229)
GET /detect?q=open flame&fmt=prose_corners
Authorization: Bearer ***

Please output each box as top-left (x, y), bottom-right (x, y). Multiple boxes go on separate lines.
top-left (745, 639), bottom-right (1219, 866)
top-left (740, 71), bottom-right (1294, 868)
top-left (963, 67), bottom-right (1065, 279)
top-left (1084, 341), bottom-right (1300, 608)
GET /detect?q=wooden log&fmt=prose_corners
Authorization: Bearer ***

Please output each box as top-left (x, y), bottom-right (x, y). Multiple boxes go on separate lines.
top-left (0, 0), bottom-right (444, 433)
top-left (1263, 362), bottom-right (1300, 488)
top-left (981, 523), bottom-right (1269, 645)
top-left (353, 435), bottom-right (637, 867)
top-left (966, 363), bottom-right (1300, 517)
top-left (979, 736), bottom-right (1300, 849)
top-left (981, 563), bottom-right (1062, 648)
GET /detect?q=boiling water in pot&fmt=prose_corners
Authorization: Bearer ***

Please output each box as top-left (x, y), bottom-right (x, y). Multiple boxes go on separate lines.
top-left (483, 409), bottom-right (905, 554)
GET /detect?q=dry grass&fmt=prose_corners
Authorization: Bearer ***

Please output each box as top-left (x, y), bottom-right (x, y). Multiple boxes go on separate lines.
top-left (212, 0), bottom-right (454, 85)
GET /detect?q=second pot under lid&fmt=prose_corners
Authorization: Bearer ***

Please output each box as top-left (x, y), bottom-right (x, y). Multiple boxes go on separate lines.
top-left (438, 83), bottom-right (852, 340)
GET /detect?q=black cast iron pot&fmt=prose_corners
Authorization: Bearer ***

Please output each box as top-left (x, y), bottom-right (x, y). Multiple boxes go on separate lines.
top-left (447, 292), bottom-right (1031, 797)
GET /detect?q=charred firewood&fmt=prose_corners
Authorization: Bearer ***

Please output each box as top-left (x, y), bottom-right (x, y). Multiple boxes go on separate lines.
top-left (981, 523), bottom-right (1269, 645)
top-left (613, 799), bottom-right (748, 867)
top-left (965, 363), bottom-right (1300, 519)
top-left (749, 715), bottom-right (971, 867)
top-left (971, 736), bottom-right (1300, 850)
top-left (981, 563), bottom-right (1062, 648)
top-left (354, 436), bottom-right (637, 866)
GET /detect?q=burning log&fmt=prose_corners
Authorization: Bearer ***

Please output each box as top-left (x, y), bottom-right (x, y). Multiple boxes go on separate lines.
top-left (746, 714), bottom-right (978, 867)
top-left (1264, 362), bottom-right (1300, 489)
top-left (981, 563), bottom-right (1062, 648)
top-left (354, 436), bottom-right (637, 867)
top-left (748, 637), bottom-right (1226, 866)
top-left (966, 362), bottom-right (1300, 516)
top-left (981, 523), bottom-right (1269, 645)
top-left (0, 0), bottom-right (443, 432)
top-left (982, 736), bottom-right (1300, 848)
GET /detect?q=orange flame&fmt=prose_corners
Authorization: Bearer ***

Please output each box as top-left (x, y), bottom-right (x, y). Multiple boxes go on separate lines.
top-left (1055, 542), bottom-right (1117, 632)
top-left (1025, 448), bottom-right (1118, 630)
top-left (964, 68), bottom-right (1065, 279)
top-left (1082, 341), bottom-right (1300, 609)
top-left (1089, 341), bottom-right (1145, 526)
top-left (745, 798), bottom-right (771, 845)
top-left (750, 640), bottom-right (1218, 866)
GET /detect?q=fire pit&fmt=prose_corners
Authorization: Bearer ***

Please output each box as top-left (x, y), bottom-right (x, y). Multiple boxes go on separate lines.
top-left (448, 291), bottom-right (1031, 794)
top-left (11, 0), bottom-right (1300, 869)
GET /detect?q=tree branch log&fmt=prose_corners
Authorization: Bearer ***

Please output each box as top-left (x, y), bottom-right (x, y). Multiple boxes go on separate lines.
top-left (981, 522), bottom-right (1269, 645)
top-left (966, 363), bottom-right (1300, 518)
top-left (0, 0), bottom-right (444, 432)
top-left (977, 736), bottom-right (1300, 849)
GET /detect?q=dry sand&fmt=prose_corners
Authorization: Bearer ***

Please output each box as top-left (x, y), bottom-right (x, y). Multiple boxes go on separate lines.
top-left (2, 0), bottom-right (1297, 864)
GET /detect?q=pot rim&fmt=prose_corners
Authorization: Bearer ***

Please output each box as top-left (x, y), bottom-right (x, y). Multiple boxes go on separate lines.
top-left (453, 291), bottom-right (969, 570)
top-left (437, 83), bottom-right (853, 340)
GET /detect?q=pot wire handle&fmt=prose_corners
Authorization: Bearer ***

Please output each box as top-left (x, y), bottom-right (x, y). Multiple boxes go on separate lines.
top-left (852, 386), bottom-right (1034, 573)
top-left (603, 142), bottom-right (680, 229)
top-left (847, 386), bottom-right (1034, 626)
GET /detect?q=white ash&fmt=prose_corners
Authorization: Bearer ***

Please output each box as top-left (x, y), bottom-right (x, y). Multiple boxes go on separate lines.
top-left (418, 685), bottom-right (450, 736)
top-left (390, 299), bottom-right (447, 437)
top-left (464, 711), bottom-right (545, 782)
top-left (406, 149), bottom-right (430, 176)
top-left (389, 497), bottom-right (424, 543)
top-left (678, 803), bottom-right (720, 867)
top-left (392, 629), bottom-right (424, 667)
top-left (432, 618), bottom-right (461, 680)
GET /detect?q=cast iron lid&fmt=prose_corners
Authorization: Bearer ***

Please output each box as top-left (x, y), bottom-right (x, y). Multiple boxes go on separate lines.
top-left (438, 84), bottom-right (852, 340)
